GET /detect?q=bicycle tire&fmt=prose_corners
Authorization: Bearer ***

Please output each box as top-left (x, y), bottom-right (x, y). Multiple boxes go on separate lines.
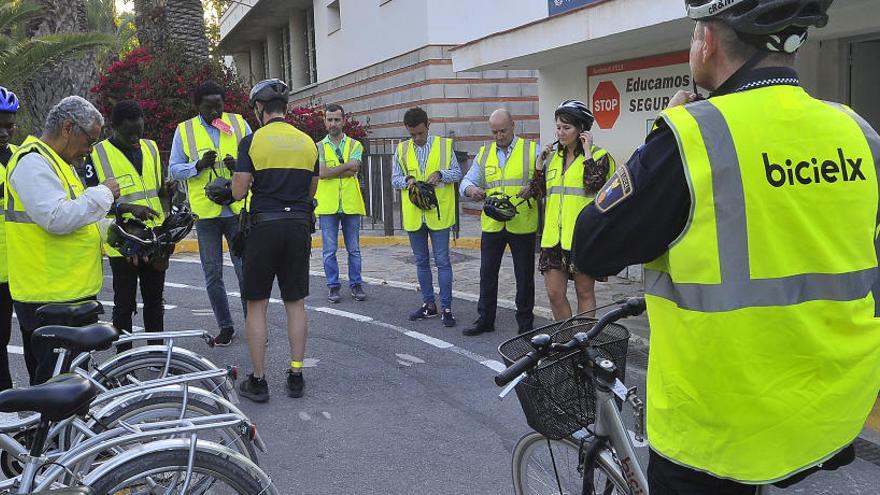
top-left (94, 351), bottom-right (232, 401)
top-left (87, 445), bottom-right (268, 494)
top-left (512, 431), bottom-right (629, 495)
top-left (92, 394), bottom-right (258, 463)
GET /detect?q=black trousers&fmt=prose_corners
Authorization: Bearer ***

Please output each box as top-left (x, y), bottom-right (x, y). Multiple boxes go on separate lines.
top-left (14, 295), bottom-right (98, 385)
top-left (109, 257), bottom-right (167, 352)
top-left (477, 230), bottom-right (536, 331)
top-left (0, 283), bottom-right (13, 390)
top-left (648, 450), bottom-right (758, 495)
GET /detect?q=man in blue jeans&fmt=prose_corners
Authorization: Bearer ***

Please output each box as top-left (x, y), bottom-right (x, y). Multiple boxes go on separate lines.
top-left (170, 81), bottom-right (250, 346)
top-left (391, 107), bottom-right (461, 327)
top-left (315, 104), bottom-right (366, 303)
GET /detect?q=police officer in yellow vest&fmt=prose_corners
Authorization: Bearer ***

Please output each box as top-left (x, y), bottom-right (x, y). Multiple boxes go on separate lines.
top-left (391, 107), bottom-right (462, 327)
top-left (84, 100), bottom-right (168, 353)
top-left (0, 86), bottom-right (20, 390)
top-left (541, 100), bottom-right (615, 321)
top-left (460, 109), bottom-right (540, 336)
top-left (5, 96), bottom-right (120, 385)
top-left (576, 1), bottom-right (880, 492)
top-left (315, 103), bottom-right (367, 304)
top-left (170, 81), bottom-right (251, 346)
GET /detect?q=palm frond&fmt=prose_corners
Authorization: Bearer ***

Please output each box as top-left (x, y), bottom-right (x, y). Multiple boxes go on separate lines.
top-left (0, 32), bottom-right (115, 88)
top-left (0, 1), bottom-right (43, 33)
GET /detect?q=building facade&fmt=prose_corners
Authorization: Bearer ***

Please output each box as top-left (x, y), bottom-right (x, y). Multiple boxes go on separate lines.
top-left (219, 0), bottom-right (548, 155)
top-left (450, 0), bottom-right (880, 164)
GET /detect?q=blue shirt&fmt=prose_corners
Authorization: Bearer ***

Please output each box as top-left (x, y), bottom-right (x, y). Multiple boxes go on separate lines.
top-left (169, 114), bottom-right (252, 217)
top-left (390, 136), bottom-right (462, 190)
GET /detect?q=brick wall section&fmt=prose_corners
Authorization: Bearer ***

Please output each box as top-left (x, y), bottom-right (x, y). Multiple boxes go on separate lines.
top-left (289, 45), bottom-right (539, 157)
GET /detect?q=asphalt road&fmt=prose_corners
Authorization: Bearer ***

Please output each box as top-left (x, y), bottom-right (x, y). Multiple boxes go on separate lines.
top-left (6, 256), bottom-right (880, 494)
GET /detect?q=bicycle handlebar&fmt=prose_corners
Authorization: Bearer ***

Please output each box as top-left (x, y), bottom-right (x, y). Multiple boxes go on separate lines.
top-left (494, 297), bottom-right (645, 387)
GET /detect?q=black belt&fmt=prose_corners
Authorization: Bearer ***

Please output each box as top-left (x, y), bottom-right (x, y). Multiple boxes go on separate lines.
top-left (251, 211), bottom-right (311, 224)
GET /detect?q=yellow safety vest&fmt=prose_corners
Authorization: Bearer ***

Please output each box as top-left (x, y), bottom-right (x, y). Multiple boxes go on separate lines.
top-left (398, 137), bottom-right (456, 232)
top-left (0, 143), bottom-right (18, 283)
top-left (176, 113), bottom-right (247, 219)
top-left (4, 136), bottom-right (102, 302)
top-left (541, 145), bottom-right (615, 250)
top-left (644, 86), bottom-right (880, 483)
top-left (91, 138), bottom-right (165, 257)
top-left (315, 136), bottom-right (366, 215)
top-left (479, 138), bottom-right (539, 234)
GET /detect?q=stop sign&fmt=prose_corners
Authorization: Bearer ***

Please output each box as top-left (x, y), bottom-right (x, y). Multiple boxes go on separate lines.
top-left (592, 81), bottom-right (620, 129)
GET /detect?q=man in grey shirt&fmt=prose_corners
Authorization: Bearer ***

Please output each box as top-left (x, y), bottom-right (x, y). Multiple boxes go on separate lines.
top-left (5, 96), bottom-right (119, 383)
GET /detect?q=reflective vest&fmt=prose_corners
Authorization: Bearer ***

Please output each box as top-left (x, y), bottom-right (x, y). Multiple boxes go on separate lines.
top-left (91, 138), bottom-right (165, 257)
top-left (315, 136), bottom-right (366, 215)
top-left (479, 138), bottom-right (539, 234)
top-left (644, 87), bottom-right (880, 483)
top-left (4, 136), bottom-right (102, 302)
top-left (0, 143), bottom-right (18, 283)
top-left (176, 113), bottom-right (247, 219)
top-left (397, 137), bottom-right (456, 232)
top-left (541, 145), bottom-right (614, 250)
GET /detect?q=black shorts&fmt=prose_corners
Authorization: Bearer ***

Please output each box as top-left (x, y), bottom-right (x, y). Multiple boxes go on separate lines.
top-left (242, 219), bottom-right (311, 302)
top-left (647, 450), bottom-right (758, 495)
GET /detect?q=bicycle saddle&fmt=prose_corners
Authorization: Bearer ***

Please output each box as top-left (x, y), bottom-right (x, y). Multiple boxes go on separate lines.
top-left (35, 301), bottom-right (104, 327)
top-left (0, 374), bottom-right (96, 421)
top-left (24, 488), bottom-right (95, 495)
top-left (31, 324), bottom-right (119, 353)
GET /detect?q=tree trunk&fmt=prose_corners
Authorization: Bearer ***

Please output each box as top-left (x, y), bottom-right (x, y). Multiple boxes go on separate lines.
top-left (134, 0), bottom-right (209, 60)
top-left (23, 0), bottom-right (98, 135)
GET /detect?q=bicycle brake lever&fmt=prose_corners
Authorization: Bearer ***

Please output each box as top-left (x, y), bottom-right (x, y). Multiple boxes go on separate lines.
top-left (498, 373), bottom-right (527, 400)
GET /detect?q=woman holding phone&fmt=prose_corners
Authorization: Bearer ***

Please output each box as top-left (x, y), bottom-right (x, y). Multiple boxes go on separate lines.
top-left (539, 100), bottom-right (615, 320)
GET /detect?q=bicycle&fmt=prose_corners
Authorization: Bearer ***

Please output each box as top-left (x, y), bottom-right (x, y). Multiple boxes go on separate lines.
top-left (0, 373), bottom-right (277, 494)
top-left (495, 298), bottom-right (649, 495)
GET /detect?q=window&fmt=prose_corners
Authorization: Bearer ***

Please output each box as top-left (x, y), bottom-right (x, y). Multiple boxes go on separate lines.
top-left (262, 41), bottom-right (269, 80)
top-left (281, 26), bottom-right (292, 85)
top-left (326, 0), bottom-right (341, 34)
top-left (306, 8), bottom-right (318, 84)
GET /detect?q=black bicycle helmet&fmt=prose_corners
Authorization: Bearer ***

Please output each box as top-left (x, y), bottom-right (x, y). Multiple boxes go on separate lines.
top-left (107, 216), bottom-right (158, 258)
top-left (408, 181), bottom-right (441, 219)
top-left (483, 193), bottom-right (518, 222)
top-left (204, 176), bottom-right (234, 205)
top-left (154, 207), bottom-right (198, 246)
top-left (685, 0), bottom-right (833, 53)
top-left (248, 78), bottom-right (290, 108)
top-left (554, 99), bottom-right (594, 131)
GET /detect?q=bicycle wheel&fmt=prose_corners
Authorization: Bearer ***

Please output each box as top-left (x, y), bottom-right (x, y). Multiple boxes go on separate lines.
top-left (88, 445), bottom-right (270, 494)
top-left (93, 394), bottom-right (258, 463)
top-left (95, 350), bottom-right (232, 400)
top-left (512, 431), bottom-right (627, 495)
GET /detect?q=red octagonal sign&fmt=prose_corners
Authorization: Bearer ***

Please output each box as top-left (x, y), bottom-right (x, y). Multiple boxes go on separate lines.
top-left (592, 80), bottom-right (620, 130)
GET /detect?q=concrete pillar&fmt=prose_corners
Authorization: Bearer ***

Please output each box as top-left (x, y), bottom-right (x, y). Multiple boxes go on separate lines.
top-left (231, 52), bottom-right (252, 86)
top-left (289, 14), bottom-right (309, 89)
top-left (249, 42), bottom-right (266, 82)
top-left (266, 30), bottom-right (282, 80)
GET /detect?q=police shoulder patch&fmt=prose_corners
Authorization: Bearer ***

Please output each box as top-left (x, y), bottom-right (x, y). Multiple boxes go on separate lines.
top-left (594, 164), bottom-right (633, 213)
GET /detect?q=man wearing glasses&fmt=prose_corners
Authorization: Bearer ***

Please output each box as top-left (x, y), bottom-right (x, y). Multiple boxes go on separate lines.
top-left (315, 104), bottom-right (367, 303)
top-left (4, 96), bottom-right (120, 385)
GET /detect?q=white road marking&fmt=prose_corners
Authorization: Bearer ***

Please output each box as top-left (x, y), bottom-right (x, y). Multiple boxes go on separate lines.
top-left (312, 307), bottom-right (373, 322)
top-left (298, 412), bottom-right (311, 421)
top-left (99, 300), bottom-right (176, 310)
top-left (397, 360), bottom-right (412, 367)
top-left (480, 360), bottom-right (507, 373)
top-left (302, 358), bottom-right (320, 368)
top-left (7, 345), bottom-right (23, 355)
top-left (321, 411), bottom-right (331, 419)
top-left (395, 353), bottom-right (425, 364)
top-left (403, 331), bottom-right (454, 350)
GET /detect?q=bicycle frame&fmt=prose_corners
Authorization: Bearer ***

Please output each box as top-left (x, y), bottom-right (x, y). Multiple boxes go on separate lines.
top-left (585, 385), bottom-right (649, 494)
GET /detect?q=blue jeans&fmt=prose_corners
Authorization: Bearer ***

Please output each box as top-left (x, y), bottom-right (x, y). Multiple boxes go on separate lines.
top-left (407, 226), bottom-right (452, 309)
top-left (319, 214), bottom-right (363, 289)
top-left (196, 216), bottom-right (245, 330)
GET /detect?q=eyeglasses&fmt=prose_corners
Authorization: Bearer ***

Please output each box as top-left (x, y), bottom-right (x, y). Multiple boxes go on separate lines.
top-left (74, 122), bottom-right (101, 148)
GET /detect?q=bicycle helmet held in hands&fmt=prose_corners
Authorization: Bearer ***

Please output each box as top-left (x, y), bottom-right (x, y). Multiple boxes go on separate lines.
top-left (154, 207), bottom-right (198, 246)
top-left (685, 0), bottom-right (833, 53)
top-left (408, 181), bottom-right (441, 219)
top-left (0, 87), bottom-right (19, 113)
top-left (483, 193), bottom-right (519, 222)
top-left (555, 100), bottom-right (594, 131)
top-left (107, 216), bottom-right (158, 258)
top-left (205, 177), bottom-right (234, 205)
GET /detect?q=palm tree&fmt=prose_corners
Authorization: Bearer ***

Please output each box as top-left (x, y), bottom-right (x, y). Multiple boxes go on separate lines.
top-left (133, 0), bottom-right (209, 60)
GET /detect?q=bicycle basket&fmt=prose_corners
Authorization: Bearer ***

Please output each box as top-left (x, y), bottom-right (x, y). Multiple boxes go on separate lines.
top-left (498, 318), bottom-right (630, 440)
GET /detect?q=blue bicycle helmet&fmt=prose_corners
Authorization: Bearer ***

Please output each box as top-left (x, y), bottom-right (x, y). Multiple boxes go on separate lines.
top-left (0, 87), bottom-right (20, 113)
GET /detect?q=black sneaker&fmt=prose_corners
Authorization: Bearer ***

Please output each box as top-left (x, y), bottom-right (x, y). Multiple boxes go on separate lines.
top-left (239, 374), bottom-right (269, 403)
top-left (351, 284), bottom-right (367, 301)
top-left (287, 370), bottom-right (305, 398)
top-left (441, 308), bottom-right (456, 327)
top-left (328, 287), bottom-right (342, 304)
top-left (213, 327), bottom-right (235, 347)
top-left (463, 320), bottom-right (495, 337)
top-left (409, 302), bottom-right (438, 321)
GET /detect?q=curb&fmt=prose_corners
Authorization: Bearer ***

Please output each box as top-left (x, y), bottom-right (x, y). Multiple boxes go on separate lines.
top-left (175, 235), bottom-right (483, 254)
